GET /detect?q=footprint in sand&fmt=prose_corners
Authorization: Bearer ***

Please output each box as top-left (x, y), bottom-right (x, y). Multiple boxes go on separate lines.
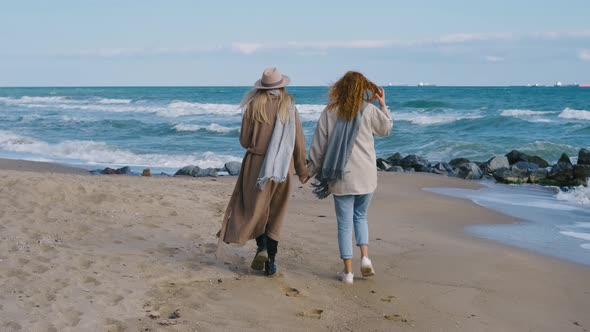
top-left (108, 294), bottom-right (125, 305)
top-left (79, 259), bottom-right (95, 269)
top-left (380, 295), bottom-right (396, 302)
top-left (103, 318), bottom-right (127, 332)
top-left (297, 309), bottom-right (323, 319)
top-left (384, 314), bottom-right (409, 323)
top-left (83, 276), bottom-right (101, 286)
top-left (3, 321), bottom-right (22, 330)
top-left (284, 287), bottom-right (302, 297)
top-left (31, 264), bottom-right (50, 274)
top-left (63, 310), bottom-right (83, 327)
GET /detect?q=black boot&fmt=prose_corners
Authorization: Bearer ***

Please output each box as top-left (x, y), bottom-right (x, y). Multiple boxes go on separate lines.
top-left (251, 234), bottom-right (268, 271)
top-left (265, 237), bottom-right (278, 276)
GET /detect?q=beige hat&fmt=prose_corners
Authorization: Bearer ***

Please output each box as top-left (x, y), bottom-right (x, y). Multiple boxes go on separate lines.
top-left (253, 67), bottom-right (291, 89)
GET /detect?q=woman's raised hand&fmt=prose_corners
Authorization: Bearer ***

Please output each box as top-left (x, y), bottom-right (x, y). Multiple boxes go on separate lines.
top-left (376, 87), bottom-right (386, 108)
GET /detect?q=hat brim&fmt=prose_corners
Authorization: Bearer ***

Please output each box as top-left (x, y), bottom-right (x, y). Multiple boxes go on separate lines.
top-left (253, 75), bottom-right (291, 89)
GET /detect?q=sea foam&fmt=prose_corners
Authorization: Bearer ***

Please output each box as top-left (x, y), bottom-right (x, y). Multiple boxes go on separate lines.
top-left (558, 108), bottom-right (590, 121)
top-left (500, 109), bottom-right (555, 117)
top-left (173, 123), bottom-right (238, 133)
top-left (0, 131), bottom-right (241, 169)
top-left (556, 183), bottom-right (590, 206)
top-left (97, 98), bottom-right (132, 104)
top-left (394, 112), bottom-right (483, 125)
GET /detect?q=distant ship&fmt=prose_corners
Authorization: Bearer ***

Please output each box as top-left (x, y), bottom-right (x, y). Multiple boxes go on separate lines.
top-left (554, 81), bottom-right (580, 87)
top-left (417, 82), bottom-right (436, 87)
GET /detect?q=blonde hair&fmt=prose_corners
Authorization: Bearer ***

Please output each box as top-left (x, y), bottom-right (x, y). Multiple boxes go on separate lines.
top-left (326, 71), bottom-right (380, 121)
top-left (240, 88), bottom-right (293, 124)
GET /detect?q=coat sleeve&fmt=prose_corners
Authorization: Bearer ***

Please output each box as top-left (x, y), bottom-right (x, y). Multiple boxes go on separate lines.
top-left (307, 109), bottom-right (329, 177)
top-left (371, 104), bottom-right (393, 137)
top-left (292, 108), bottom-right (309, 180)
top-left (239, 107), bottom-right (253, 148)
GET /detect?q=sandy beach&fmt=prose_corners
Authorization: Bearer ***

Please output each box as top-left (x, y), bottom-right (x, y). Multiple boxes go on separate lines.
top-left (0, 159), bottom-right (589, 332)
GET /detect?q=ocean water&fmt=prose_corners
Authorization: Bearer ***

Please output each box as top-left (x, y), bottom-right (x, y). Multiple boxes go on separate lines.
top-left (1, 86), bottom-right (589, 264)
top-left (1, 87), bottom-right (589, 173)
top-left (426, 182), bottom-right (590, 266)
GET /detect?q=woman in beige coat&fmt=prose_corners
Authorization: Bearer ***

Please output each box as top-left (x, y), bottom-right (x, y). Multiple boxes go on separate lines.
top-left (218, 68), bottom-right (308, 276)
top-left (307, 71), bottom-right (392, 284)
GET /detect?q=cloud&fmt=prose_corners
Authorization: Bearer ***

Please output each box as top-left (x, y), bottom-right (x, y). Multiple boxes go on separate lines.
top-left (231, 43), bottom-right (261, 55)
top-left (12, 30), bottom-right (590, 58)
top-left (579, 49), bottom-right (590, 61)
top-left (484, 55), bottom-right (505, 62)
top-left (437, 33), bottom-right (513, 44)
top-left (47, 46), bottom-right (222, 57)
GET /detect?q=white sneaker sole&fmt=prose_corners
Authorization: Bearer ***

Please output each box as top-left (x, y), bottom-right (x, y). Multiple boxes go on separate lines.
top-left (361, 265), bottom-right (375, 277)
top-left (337, 273), bottom-right (354, 285)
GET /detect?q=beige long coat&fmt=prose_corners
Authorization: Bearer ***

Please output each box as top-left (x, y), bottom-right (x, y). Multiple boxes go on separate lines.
top-left (218, 97), bottom-right (308, 244)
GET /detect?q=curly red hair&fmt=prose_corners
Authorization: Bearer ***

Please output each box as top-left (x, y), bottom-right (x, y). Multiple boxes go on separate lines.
top-left (326, 71), bottom-right (381, 121)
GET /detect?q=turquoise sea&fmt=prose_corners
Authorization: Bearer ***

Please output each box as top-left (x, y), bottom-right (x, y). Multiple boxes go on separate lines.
top-left (1, 86), bottom-right (589, 264)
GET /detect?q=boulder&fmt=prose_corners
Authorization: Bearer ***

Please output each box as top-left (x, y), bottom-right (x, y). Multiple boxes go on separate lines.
top-left (485, 155), bottom-right (509, 173)
top-left (573, 164), bottom-right (590, 181)
top-left (400, 155), bottom-right (431, 172)
top-left (505, 150), bottom-right (529, 165)
top-left (449, 158), bottom-right (470, 168)
top-left (175, 165), bottom-right (199, 176)
top-left (528, 155), bottom-right (550, 168)
top-left (430, 168), bottom-right (446, 175)
top-left (100, 167), bottom-right (120, 175)
top-left (405, 167), bottom-right (415, 173)
top-left (557, 153), bottom-right (572, 164)
top-left (493, 167), bottom-right (528, 184)
top-left (547, 153), bottom-right (574, 184)
top-left (100, 166), bottom-right (131, 175)
top-left (457, 162), bottom-right (483, 180)
top-left (117, 166), bottom-right (132, 175)
top-left (195, 167), bottom-right (218, 177)
top-left (578, 148), bottom-right (590, 165)
top-left (376, 158), bottom-right (391, 171)
top-left (387, 166), bottom-right (404, 172)
top-left (386, 153), bottom-right (403, 166)
top-left (512, 161), bottom-right (539, 170)
top-left (224, 161), bottom-right (242, 176)
top-left (528, 168), bottom-right (548, 183)
top-left (432, 162), bottom-right (457, 176)
top-left (141, 168), bottom-right (151, 177)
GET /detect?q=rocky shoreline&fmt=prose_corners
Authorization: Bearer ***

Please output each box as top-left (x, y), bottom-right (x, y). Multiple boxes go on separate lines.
top-left (376, 148), bottom-right (589, 187)
top-left (92, 149), bottom-right (589, 188)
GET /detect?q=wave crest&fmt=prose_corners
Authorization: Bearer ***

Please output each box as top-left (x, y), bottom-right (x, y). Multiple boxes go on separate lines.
top-left (173, 123), bottom-right (238, 133)
top-left (558, 108), bottom-right (590, 121)
top-left (394, 112), bottom-right (483, 125)
top-left (0, 130), bottom-right (241, 169)
top-left (556, 182), bottom-right (590, 206)
top-left (500, 109), bottom-right (556, 117)
top-left (97, 98), bottom-right (132, 104)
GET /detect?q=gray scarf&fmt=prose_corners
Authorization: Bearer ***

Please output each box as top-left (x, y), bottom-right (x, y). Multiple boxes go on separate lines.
top-left (256, 89), bottom-right (296, 190)
top-left (312, 103), bottom-right (366, 199)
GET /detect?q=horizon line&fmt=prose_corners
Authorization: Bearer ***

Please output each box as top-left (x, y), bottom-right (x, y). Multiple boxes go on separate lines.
top-left (0, 84), bottom-right (584, 88)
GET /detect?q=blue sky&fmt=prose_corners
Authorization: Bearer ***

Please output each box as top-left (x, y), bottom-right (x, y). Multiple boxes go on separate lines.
top-left (1, 0), bottom-right (589, 86)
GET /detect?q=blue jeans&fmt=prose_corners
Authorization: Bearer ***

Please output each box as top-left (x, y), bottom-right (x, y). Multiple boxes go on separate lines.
top-left (333, 193), bottom-right (373, 259)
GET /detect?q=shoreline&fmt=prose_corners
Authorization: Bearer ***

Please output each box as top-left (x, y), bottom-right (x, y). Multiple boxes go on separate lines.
top-left (1, 159), bottom-right (589, 331)
top-left (0, 158), bottom-right (90, 175)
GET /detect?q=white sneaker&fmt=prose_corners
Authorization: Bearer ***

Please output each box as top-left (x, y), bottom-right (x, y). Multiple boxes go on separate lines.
top-left (361, 256), bottom-right (375, 277)
top-left (337, 271), bottom-right (354, 285)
